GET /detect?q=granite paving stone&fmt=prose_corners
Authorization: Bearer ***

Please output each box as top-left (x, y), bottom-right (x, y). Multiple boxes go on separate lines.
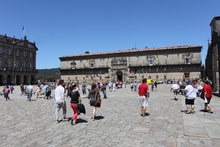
top-left (1, 84), bottom-right (220, 146)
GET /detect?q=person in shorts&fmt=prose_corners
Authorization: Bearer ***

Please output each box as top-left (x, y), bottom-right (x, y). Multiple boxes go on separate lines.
top-left (202, 81), bottom-right (213, 113)
top-left (171, 82), bottom-right (180, 100)
top-left (138, 78), bottom-right (150, 117)
top-left (182, 81), bottom-right (198, 114)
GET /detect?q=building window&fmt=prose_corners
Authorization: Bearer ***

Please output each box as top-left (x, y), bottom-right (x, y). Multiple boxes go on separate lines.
top-left (0, 59), bottom-right (3, 69)
top-left (148, 58), bottom-right (154, 66)
top-left (23, 51), bottom-right (27, 57)
top-left (164, 75), bottom-right (167, 80)
top-left (91, 63), bottom-right (94, 68)
top-left (70, 62), bottom-right (76, 69)
top-left (184, 57), bottom-right (191, 64)
top-left (0, 47), bottom-right (3, 54)
top-left (16, 50), bottom-right (20, 56)
top-left (29, 52), bottom-right (33, 58)
top-left (8, 48), bottom-right (13, 55)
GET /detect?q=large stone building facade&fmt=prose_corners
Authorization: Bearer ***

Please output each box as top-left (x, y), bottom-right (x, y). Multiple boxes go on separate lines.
top-left (60, 45), bottom-right (202, 83)
top-left (205, 16), bottom-right (220, 93)
top-left (0, 34), bottom-right (38, 85)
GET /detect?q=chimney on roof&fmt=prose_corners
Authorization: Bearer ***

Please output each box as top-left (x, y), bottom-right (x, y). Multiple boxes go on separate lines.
top-left (85, 51), bottom-right (89, 54)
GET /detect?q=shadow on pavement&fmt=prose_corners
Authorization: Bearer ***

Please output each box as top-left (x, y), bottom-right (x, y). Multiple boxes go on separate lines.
top-left (95, 116), bottom-right (104, 120)
top-left (77, 118), bottom-right (88, 123)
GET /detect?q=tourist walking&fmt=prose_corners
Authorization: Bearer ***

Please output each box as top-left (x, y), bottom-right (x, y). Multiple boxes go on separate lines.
top-left (134, 81), bottom-right (138, 92)
top-left (100, 81), bottom-right (107, 98)
top-left (183, 81), bottom-right (198, 114)
top-left (88, 83), bottom-right (101, 121)
top-left (26, 84), bottom-right (33, 101)
top-left (20, 84), bottom-right (25, 95)
top-left (130, 82), bottom-right (134, 91)
top-left (9, 86), bottom-right (14, 94)
top-left (171, 82), bottom-right (180, 100)
top-left (69, 84), bottom-right (81, 125)
top-left (82, 83), bottom-right (87, 95)
top-left (35, 84), bottom-right (41, 98)
top-left (3, 86), bottom-right (10, 101)
top-left (203, 81), bottom-right (213, 113)
top-left (54, 80), bottom-right (67, 123)
top-left (45, 84), bottom-right (52, 99)
top-left (138, 78), bottom-right (150, 117)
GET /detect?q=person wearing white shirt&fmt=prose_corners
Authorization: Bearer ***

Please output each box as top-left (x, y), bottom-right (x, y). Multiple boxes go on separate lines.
top-left (27, 84), bottom-right (33, 101)
top-left (182, 81), bottom-right (198, 114)
top-left (54, 80), bottom-right (66, 122)
top-left (171, 82), bottom-right (180, 100)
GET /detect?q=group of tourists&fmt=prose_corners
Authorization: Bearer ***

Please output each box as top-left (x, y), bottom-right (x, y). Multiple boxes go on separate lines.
top-left (0, 76), bottom-right (216, 125)
top-left (170, 78), bottom-right (213, 114)
top-left (54, 80), bottom-right (102, 125)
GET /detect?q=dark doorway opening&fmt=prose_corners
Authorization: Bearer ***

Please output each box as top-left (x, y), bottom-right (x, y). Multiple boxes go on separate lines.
top-left (0, 75), bottom-right (2, 85)
top-left (116, 71), bottom-right (123, 82)
top-left (16, 75), bottom-right (21, 85)
top-left (31, 76), bottom-right (35, 84)
top-left (7, 75), bottom-right (12, 85)
top-left (24, 75), bottom-right (28, 84)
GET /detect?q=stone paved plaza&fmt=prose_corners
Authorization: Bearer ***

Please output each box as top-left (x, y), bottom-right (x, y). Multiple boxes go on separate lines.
top-left (1, 84), bottom-right (220, 147)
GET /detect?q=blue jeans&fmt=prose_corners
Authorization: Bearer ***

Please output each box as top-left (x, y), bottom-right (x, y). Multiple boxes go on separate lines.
top-left (27, 92), bottom-right (32, 101)
top-left (101, 88), bottom-right (107, 98)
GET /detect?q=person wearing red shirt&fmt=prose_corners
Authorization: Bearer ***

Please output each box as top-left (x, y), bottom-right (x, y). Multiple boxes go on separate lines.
top-left (138, 78), bottom-right (150, 117)
top-left (203, 81), bottom-right (213, 113)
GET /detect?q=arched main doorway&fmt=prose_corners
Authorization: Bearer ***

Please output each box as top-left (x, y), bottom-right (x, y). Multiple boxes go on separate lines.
top-left (7, 75), bottom-right (12, 85)
top-left (23, 75), bottom-right (28, 84)
top-left (116, 71), bottom-right (123, 82)
top-left (16, 75), bottom-right (21, 85)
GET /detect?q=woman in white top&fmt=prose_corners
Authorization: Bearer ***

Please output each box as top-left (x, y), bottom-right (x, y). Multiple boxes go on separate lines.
top-left (183, 81), bottom-right (198, 114)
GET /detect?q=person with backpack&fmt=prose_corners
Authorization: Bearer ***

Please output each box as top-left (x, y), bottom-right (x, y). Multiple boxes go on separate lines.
top-left (88, 83), bottom-right (101, 121)
top-left (3, 86), bottom-right (10, 101)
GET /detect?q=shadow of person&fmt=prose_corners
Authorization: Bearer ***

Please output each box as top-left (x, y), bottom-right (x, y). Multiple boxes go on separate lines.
top-left (76, 118), bottom-right (88, 123)
top-left (95, 116), bottom-right (104, 120)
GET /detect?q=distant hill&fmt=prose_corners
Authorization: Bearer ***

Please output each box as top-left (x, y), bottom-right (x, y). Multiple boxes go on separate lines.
top-left (36, 68), bottom-right (60, 81)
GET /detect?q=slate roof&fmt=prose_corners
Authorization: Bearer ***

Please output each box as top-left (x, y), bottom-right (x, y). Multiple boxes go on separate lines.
top-left (61, 45), bottom-right (202, 58)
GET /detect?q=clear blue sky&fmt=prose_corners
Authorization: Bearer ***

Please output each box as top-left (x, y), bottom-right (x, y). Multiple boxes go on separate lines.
top-left (0, 0), bottom-right (219, 69)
